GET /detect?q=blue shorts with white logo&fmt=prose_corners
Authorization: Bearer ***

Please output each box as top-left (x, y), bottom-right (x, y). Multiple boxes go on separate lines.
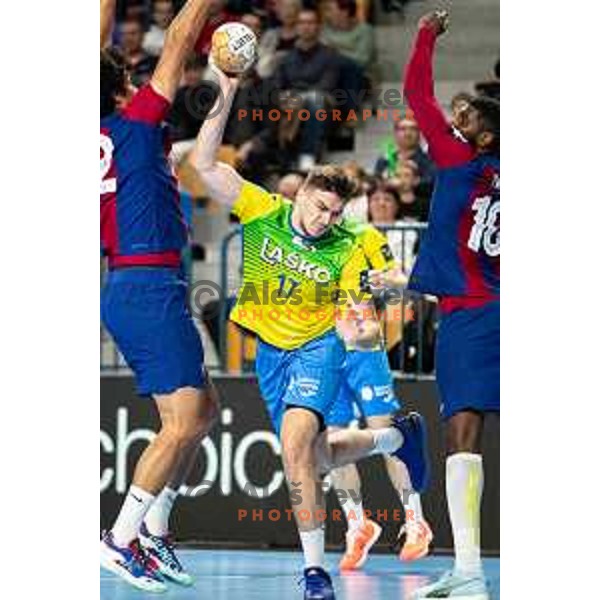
top-left (326, 349), bottom-right (401, 427)
top-left (101, 267), bottom-right (206, 396)
top-left (436, 300), bottom-right (500, 420)
top-left (256, 330), bottom-right (345, 436)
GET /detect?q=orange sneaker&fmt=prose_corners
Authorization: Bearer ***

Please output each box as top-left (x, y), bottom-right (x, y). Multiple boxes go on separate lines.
top-left (339, 519), bottom-right (382, 571)
top-left (398, 519), bottom-right (433, 561)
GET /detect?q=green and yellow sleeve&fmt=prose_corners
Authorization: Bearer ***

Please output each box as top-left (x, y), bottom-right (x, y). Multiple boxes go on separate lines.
top-left (231, 180), bottom-right (283, 224)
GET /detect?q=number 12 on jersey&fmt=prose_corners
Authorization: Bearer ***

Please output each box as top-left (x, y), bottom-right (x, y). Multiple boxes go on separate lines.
top-left (100, 133), bottom-right (116, 195)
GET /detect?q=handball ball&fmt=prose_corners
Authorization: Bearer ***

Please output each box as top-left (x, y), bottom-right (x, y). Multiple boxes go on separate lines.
top-left (210, 22), bottom-right (258, 75)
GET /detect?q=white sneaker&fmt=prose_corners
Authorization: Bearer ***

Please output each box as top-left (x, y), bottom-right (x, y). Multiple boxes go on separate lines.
top-left (411, 569), bottom-right (490, 599)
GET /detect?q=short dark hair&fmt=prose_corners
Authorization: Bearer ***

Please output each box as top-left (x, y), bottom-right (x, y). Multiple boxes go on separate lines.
top-left (304, 165), bottom-right (359, 203)
top-left (335, 0), bottom-right (357, 18)
top-left (101, 48), bottom-right (128, 118)
top-left (471, 96), bottom-right (500, 156)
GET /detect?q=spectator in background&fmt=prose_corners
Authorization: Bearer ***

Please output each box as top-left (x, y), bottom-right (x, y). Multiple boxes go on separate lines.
top-left (387, 159), bottom-right (430, 222)
top-left (374, 118), bottom-right (436, 193)
top-left (321, 0), bottom-right (374, 73)
top-left (256, 0), bottom-right (301, 80)
top-left (275, 8), bottom-right (341, 170)
top-left (240, 11), bottom-right (263, 39)
top-left (168, 55), bottom-right (212, 142)
top-left (143, 0), bottom-right (175, 56)
top-left (341, 160), bottom-right (369, 222)
top-left (475, 58), bottom-right (500, 101)
top-left (119, 18), bottom-right (158, 86)
top-left (276, 172), bottom-right (305, 199)
top-left (367, 182), bottom-right (419, 268)
top-left (367, 181), bottom-right (436, 373)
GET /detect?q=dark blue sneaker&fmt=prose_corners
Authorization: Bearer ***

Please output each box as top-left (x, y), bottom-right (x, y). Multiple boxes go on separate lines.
top-left (303, 566), bottom-right (336, 600)
top-left (390, 412), bottom-right (431, 493)
top-left (140, 523), bottom-right (194, 586)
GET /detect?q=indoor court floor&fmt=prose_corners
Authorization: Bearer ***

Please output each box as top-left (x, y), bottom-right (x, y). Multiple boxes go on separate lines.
top-left (100, 549), bottom-right (500, 599)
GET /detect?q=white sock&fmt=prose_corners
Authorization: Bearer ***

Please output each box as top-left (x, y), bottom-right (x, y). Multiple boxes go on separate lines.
top-left (446, 453), bottom-right (484, 576)
top-left (342, 499), bottom-right (365, 533)
top-left (369, 427), bottom-right (403, 456)
top-left (111, 485), bottom-right (156, 547)
top-left (403, 490), bottom-right (424, 524)
top-left (299, 527), bottom-right (325, 569)
top-left (144, 486), bottom-right (178, 537)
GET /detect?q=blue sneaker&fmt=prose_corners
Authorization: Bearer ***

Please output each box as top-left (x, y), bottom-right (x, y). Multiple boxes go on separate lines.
top-left (100, 531), bottom-right (167, 593)
top-left (411, 569), bottom-right (490, 599)
top-left (390, 412), bottom-right (430, 493)
top-left (303, 566), bottom-right (336, 599)
top-left (140, 523), bottom-right (194, 586)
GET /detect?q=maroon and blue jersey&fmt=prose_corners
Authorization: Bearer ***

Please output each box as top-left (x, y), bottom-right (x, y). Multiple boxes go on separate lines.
top-left (100, 84), bottom-right (188, 269)
top-left (403, 26), bottom-right (500, 313)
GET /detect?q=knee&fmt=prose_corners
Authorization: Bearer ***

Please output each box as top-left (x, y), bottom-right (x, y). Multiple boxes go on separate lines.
top-left (282, 435), bottom-right (313, 474)
top-left (161, 395), bottom-right (220, 448)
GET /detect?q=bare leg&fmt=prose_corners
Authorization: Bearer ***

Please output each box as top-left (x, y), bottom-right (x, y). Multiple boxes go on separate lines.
top-left (327, 426), bottom-right (364, 530)
top-left (132, 386), bottom-right (218, 494)
top-left (110, 385), bottom-right (218, 547)
top-left (281, 408), bottom-right (325, 533)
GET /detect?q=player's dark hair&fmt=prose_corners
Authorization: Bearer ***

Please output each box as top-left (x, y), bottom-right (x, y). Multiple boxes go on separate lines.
top-left (101, 48), bottom-right (128, 119)
top-left (471, 96), bottom-right (500, 156)
top-left (304, 165), bottom-right (359, 203)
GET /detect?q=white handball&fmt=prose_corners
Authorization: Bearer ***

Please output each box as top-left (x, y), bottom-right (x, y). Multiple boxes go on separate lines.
top-left (209, 22), bottom-right (258, 75)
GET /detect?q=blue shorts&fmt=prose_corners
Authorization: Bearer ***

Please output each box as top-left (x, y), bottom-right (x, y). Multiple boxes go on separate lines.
top-left (255, 330), bottom-right (345, 436)
top-left (436, 300), bottom-right (500, 420)
top-left (326, 349), bottom-right (401, 427)
top-left (101, 267), bottom-right (206, 396)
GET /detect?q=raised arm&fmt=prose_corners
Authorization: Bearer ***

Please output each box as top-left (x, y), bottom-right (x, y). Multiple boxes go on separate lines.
top-left (100, 0), bottom-right (116, 49)
top-left (189, 65), bottom-right (245, 207)
top-left (403, 11), bottom-right (473, 168)
top-left (151, 0), bottom-right (211, 102)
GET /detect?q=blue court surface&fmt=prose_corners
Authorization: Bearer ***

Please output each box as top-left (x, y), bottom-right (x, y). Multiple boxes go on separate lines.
top-left (100, 549), bottom-right (500, 599)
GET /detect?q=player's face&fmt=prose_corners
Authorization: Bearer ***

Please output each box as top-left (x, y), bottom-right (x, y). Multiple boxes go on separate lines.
top-left (455, 105), bottom-right (483, 141)
top-left (369, 190), bottom-right (398, 223)
top-left (295, 186), bottom-right (344, 237)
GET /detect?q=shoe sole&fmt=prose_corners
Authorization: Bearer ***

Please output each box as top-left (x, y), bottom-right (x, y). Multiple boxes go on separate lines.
top-left (100, 545), bottom-right (167, 593)
top-left (340, 521), bottom-right (383, 571)
top-left (416, 595), bottom-right (489, 600)
top-left (411, 589), bottom-right (489, 600)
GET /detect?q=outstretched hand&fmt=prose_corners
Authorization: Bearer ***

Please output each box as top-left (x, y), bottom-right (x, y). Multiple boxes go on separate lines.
top-left (418, 10), bottom-right (449, 36)
top-left (207, 56), bottom-right (241, 97)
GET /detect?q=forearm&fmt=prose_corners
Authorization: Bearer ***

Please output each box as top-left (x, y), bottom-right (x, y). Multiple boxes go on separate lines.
top-left (190, 73), bottom-right (243, 206)
top-left (100, 0), bottom-right (116, 49)
top-left (152, 0), bottom-right (210, 100)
